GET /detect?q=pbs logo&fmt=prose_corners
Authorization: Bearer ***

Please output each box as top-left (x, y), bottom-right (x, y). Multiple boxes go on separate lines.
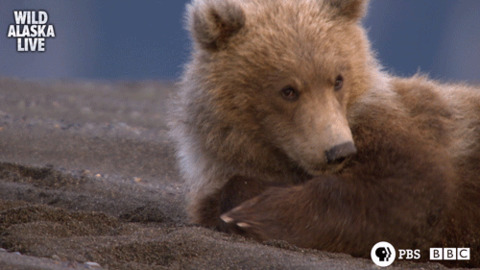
top-left (371, 241), bottom-right (396, 267)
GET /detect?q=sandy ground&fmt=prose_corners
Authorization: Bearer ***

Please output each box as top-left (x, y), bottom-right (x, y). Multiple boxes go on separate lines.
top-left (0, 78), bottom-right (457, 269)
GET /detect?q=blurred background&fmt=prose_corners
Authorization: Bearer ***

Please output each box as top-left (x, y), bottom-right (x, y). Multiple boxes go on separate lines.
top-left (1, 0), bottom-right (479, 83)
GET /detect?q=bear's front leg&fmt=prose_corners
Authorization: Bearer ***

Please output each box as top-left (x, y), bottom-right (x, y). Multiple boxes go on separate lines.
top-left (221, 175), bottom-right (446, 257)
top-left (195, 175), bottom-right (287, 231)
top-left (221, 184), bottom-right (320, 245)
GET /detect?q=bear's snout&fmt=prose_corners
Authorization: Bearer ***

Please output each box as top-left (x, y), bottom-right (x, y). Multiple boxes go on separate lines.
top-left (325, 142), bottom-right (357, 164)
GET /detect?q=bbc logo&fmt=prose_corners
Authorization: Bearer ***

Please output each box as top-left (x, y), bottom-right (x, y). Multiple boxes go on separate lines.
top-left (430, 248), bottom-right (470, 261)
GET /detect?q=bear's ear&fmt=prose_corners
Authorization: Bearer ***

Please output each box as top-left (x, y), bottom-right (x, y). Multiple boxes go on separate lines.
top-left (325, 0), bottom-right (369, 21)
top-left (187, 0), bottom-right (245, 51)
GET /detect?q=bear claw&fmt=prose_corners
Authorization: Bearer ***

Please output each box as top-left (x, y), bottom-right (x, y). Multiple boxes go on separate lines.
top-left (236, 222), bottom-right (251, 228)
top-left (220, 214), bottom-right (234, 223)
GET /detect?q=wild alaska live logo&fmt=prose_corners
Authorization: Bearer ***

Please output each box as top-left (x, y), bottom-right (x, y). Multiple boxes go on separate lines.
top-left (7, 10), bottom-right (56, 52)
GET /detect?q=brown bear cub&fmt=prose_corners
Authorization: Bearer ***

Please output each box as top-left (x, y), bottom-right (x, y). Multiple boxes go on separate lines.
top-left (169, 0), bottom-right (480, 266)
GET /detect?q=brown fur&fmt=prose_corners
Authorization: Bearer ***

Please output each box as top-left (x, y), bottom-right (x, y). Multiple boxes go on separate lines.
top-left (169, 0), bottom-right (480, 266)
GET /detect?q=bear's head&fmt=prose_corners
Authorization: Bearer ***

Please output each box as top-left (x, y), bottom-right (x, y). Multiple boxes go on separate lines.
top-left (185, 0), bottom-right (377, 176)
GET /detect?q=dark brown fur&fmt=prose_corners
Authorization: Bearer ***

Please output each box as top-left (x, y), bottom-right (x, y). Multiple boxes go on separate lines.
top-left (196, 175), bottom-right (274, 231)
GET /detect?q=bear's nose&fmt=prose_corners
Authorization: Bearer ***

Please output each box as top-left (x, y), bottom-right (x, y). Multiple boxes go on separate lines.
top-left (325, 142), bottom-right (357, 164)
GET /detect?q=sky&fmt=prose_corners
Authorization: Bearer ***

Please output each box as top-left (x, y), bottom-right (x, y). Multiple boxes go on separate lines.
top-left (1, 0), bottom-right (479, 83)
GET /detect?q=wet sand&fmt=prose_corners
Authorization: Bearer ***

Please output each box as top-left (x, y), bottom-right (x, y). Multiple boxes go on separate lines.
top-left (0, 78), bottom-right (453, 269)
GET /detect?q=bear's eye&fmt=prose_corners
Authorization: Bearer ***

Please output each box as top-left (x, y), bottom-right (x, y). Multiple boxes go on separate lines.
top-left (280, 86), bottom-right (299, 101)
top-left (334, 75), bottom-right (344, 91)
